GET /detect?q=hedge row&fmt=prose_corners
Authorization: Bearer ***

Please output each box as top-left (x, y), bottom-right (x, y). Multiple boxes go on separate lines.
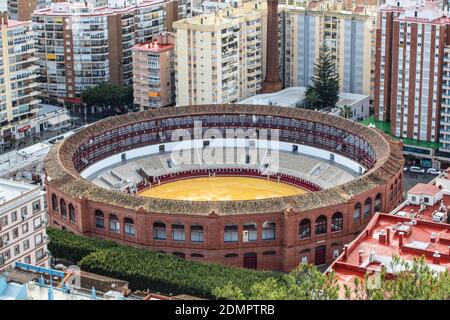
top-left (47, 227), bottom-right (118, 263)
top-left (47, 228), bottom-right (280, 299)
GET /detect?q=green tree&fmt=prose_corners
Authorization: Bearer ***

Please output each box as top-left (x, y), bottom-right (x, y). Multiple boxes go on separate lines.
top-left (81, 83), bottom-right (134, 115)
top-left (213, 264), bottom-right (339, 300)
top-left (306, 41), bottom-right (340, 109)
top-left (304, 87), bottom-right (321, 110)
top-left (339, 104), bottom-right (352, 119)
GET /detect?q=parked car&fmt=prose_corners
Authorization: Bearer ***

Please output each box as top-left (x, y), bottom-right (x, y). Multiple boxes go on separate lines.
top-left (409, 166), bottom-right (425, 174)
top-left (426, 168), bottom-right (442, 175)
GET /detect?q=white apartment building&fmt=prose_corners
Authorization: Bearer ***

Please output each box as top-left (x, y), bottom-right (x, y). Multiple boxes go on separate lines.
top-left (0, 179), bottom-right (49, 272)
top-left (173, 0), bottom-right (266, 105)
top-left (0, 14), bottom-right (40, 148)
top-left (282, 0), bottom-right (376, 96)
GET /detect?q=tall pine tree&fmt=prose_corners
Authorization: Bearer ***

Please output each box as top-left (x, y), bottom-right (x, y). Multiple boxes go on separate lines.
top-left (305, 41), bottom-right (340, 110)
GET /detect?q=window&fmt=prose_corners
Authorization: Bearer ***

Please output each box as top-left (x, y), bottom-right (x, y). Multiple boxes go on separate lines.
top-left (172, 252), bottom-right (186, 259)
top-left (51, 194), bottom-right (58, 212)
top-left (95, 210), bottom-right (105, 229)
top-left (12, 228), bottom-right (19, 239)
top-left (301, 256), bottom-right (308, 264)
top-left (33, 217), bottom-right (42, 230)
top-left (225, 253), bottom-right (238, 258)
top-left (1, 216), bottom-right (8, 227)
top-left (315, 215), bottom-right (327, 235)
top-left (364, 198), bottom-right (372, 219)
top-left (11, 211), bottom-right (17, 222)
top-left (153, 222), bottom-right (166, 240)
top-left (109, 214), bottom-right (120, 233)
top-left (331, 212), bottom-right (343, 232)
top-left (21, 206), bottom-right (28, 218)
top-left (60, 199), bottom-right (67, 217)
top-left (374, 193), bottom-right (382, 212)
top-left (3, 250), bottom-right (10, 261)
top-left (353, 203), bottom-right (361, 223)
top-left (35, 233), bottom-right (43, 246)
top-left (23, 240), bottom-right (30, 250)
top-left (172, 224), bottom-right (185, 241)
top-left (224, 224), bottom-right (238, 242)
top-left (299, 219), bottom-right (311, 239)
top-left (24, 255), bottom-right (31, 264)
top-left (190, 225), bottom-right (204, 243)
top-left (243, 222), bottom-right (257, 242)
top-left (35, 248), bottom-right (44, 261)
top-left (262, 221), bottom-right (276, 240)
top-left (262, 251), bottom-right (276, 256)
top-left (424, 197), bottom-right (430, 203)
top-left (191, 253), bottom-right (204, 258)
top-left (69, 204), bottom-right (76, 223)
top-left (32, 200), bottom-right (41, 213)
top-left (124, 218), bottom-right (135, 236)
top-left (22, 222), bottom-right (28, 234)
top-left (14, 245), bottom-right (20, 256)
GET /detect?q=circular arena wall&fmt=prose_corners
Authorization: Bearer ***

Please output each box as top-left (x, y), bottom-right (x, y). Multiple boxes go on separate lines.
top-left (44, 105), bottom-right (405, 271)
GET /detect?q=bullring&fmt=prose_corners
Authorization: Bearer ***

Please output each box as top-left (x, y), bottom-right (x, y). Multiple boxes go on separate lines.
top-left (44, 104), bottom-right (404, 271)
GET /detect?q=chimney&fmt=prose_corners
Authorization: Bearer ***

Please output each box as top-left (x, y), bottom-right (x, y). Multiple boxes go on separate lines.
top-left (378, 229), bottom-right (386, 244)
top-left (262, 0), bottom-right (283, 93)
top-left (344, 244), bottom-right (349, 260)
top-left (358, 249), bottom-right (364, 264)
top-left (432, 251), bottom-right (440, 264)
top-left (399, 232), bottom-right (404, 247)
top-left (431, 232), bottom-right (437, 243)
top-left (386, 228), bottom-right (391, 245)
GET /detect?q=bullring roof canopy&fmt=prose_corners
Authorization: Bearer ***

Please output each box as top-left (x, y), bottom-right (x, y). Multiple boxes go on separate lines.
top-left (44, 105), bottom-right (404, 216)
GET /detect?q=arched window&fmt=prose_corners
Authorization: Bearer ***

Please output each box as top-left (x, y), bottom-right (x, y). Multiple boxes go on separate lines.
top-left (243, 222), bottom-right (257, 242)
top-left (191, 253), bottom-right (204, 258)
top-left (60, 199), bottom-right (67, 217)
top-left (225, 253), bottom-right (238, 258)
top-left (298, 219), bottom-right (311, 239)
top-left (374, 193), bottom-right (382, 212)
top-left (224, 223), bottom-right (238, 242)
top-left (190, 224), bottom-right (204, 243)
top-left (353, 202), bottom-right (361, 223)
top-left (172, 224), bottom-right (185, 241)
top-left (331, 212), bottom-right (343, 232)
top-left (109, 214), bottom-right (120, 233)
top-left (389, 185), bottom-right (394, 201)
top-left (153, 221), bottom-right (166, 240)
top-left (315, 215), bottom-right (327, 235)
top-left (95, 210), bottom-right (104, 229)
top-left (124, 218), bottom-right (135, 236)
top-left (68, 204), bottom-right (75, 223)
top-left (364, 198), bottom-right (372, 219)
top-left (51, 194), bottom-right (58, 212)
top-left (262, 221), bottom-right (276, 240)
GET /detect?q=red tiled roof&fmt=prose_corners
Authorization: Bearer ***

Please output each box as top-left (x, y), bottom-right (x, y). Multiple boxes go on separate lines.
top-left (330, 213), bottom-right (450, 292)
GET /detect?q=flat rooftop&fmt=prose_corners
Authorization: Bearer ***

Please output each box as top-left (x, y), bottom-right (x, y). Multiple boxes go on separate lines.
top-left (0, 179), bottom-right (37, 204)
top-left (330, 213), bottom-right (450, 292)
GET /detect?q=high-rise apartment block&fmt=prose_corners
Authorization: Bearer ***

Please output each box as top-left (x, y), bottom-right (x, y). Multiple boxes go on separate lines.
top-left (373, 0), bottom-right (450, 167)
top-left (33, 0), bottom-right (187, 103)
top-left (173, 0), bottom-right (266, 105)
top-left (0, 179), bottom-right (49, 272)
top-left (7, 0), bottom-right (52, 21)
top-left (282, 0), bottom-right (377, 96)
top-left (133, 33), bottom-right (175, 109)
top-left (0, 14), bottom-right (40, 147)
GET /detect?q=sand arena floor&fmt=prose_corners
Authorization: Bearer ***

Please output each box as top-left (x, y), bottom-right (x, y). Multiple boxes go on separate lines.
top-left (138, 176), bottom-right (307, 201)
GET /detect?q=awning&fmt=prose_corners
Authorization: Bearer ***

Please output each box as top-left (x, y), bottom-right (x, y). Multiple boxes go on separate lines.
top-left (47, 114), bottom-right (71, 126)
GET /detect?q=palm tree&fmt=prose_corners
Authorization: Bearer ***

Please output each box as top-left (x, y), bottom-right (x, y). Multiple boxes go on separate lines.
top-left (304, 87), bottom-right (321, 110)
top-left (339, 104), bottom-right (352, 119)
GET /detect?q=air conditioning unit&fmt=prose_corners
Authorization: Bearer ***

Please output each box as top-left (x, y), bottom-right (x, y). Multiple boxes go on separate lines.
top-left (243, 230), bottom-right (249, 242)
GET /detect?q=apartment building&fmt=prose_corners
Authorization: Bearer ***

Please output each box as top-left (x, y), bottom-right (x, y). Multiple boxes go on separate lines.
top-left (0, 14), bottom-right (40, 148)
top-left (0, 179), bottom-right (49, 272)
top-left (133, 33), bottom-right (175, 109)
top-left (373, 0), bottom-right (450, 167)
top-left (174, 0), bottom-right (266, 105)
top-left (7, 0), bottom-right (53, 21)
top-left (33, 0), bottom-right (187, 103)
top-left (282, 0), bottom-right (377, 96)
